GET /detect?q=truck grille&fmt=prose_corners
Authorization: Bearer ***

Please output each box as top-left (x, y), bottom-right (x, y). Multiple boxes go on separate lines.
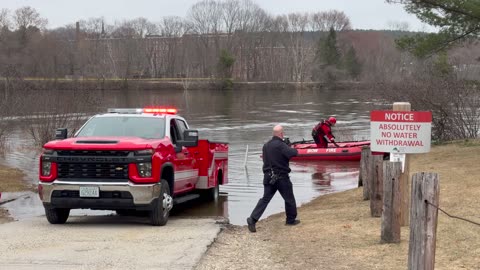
top-left (58, 163), bottom-right (129, 179)
top-left (57, 150), bottom-right (130, 157)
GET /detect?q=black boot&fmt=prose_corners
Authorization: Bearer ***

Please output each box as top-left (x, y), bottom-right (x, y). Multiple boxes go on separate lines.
top-left (247, 217), bottom-right (256, 233)
top-left (285, 219), bottom-right (301, 226)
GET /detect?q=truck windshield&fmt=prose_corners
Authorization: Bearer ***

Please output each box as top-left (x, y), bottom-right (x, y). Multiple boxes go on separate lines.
top-left (76, 116), bottom-right (166, 139)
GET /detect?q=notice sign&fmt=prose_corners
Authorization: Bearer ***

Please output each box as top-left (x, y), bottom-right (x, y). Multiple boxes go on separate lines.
top-left (370, 111), bottom-right (432, 153)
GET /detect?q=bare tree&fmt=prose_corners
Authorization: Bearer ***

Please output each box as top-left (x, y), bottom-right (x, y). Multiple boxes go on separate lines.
top-left (23, 88), bottom-right (101, 146)
top-left (157, 16), bottom-right (190, 77)
top-left (74, 20), bottom-right (110, 79)
top-left (0, 8), bottom-right (10, 30)
top-left (13, 6), bottom-right (47, 31)
top-left (338, 31), bottom-right (406, 82)
top-left (231, 0), bottom-right (270, 80)
top-left (188, 0), bottom-right (224, 76)
top-left (376, 60), bottom-right (479, 141)
top-left (78, 17), bottom-right (105, 39)
top-left (161, 16), bottom-right (189, 37)
top-left (130, 17), bottom-right (158, 38)
top-left (311, 10), bottom-right (351, 32)
top-left (221, 0), bottom-right (241, 51)
top-left (285, 12), bottom-right (312, 83)
top-left (0, 9), bottom-right (12, 78)
top-left (28, 32), bottom-right (61, 77)
top-left (109, 20), bottom-right (155, 79)
top-left (257, 15), bottom-right (291, 82)
top-left (236, 0), bottom-right (268, 32)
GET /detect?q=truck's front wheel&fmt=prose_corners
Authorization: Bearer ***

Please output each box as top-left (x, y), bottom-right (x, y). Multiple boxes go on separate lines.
top-left (150, 180), bottom-right (172, 226)
top-left (45, 207), bottom-right (70, 224)
top-left (200, 183), bottom-right (219, 202)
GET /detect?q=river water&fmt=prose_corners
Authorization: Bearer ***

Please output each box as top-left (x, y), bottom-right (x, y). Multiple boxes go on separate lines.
top-left (0, 87), bottom-right (373, 225)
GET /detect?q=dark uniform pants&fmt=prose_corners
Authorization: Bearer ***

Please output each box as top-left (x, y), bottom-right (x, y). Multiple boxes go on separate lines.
top-left (250, 176), bottom-right (297, 223)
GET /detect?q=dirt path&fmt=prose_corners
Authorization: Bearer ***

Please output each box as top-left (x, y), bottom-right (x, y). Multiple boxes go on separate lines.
top-left (0, 208), bottom-right (11, 224)
top-left (196, 140), bottom-right (480, 270)
top-left (0, 216), bottom-right (222, 270)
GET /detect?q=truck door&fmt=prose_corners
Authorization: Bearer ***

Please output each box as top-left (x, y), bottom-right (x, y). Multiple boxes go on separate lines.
top-left (170, 118), bottom-right (197, 193)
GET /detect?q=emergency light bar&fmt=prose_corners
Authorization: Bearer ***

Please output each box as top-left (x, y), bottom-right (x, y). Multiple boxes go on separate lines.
top-left (107, 108), bottom-right (177, 114)
top-left (144, 108), bottom-right (177, 114)
top-left (107, 108), bottom-right (143, 114)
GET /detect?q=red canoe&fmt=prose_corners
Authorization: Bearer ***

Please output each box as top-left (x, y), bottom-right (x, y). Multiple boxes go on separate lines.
top-left (290, 140), bottom-right (371, 161)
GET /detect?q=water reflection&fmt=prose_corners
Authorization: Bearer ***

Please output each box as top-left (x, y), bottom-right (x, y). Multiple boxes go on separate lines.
top-left (293, 161), bottom-right (359, 180)
top-left (171, 194), bottom-right (229, 220)
top-left (292, 161), bottom-right (360, 192)
top-left (0, 87), bottom-right (370, 225)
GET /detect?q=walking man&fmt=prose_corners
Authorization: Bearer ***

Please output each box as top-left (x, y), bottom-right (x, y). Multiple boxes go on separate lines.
top-left (247, 125), bottom-right (300, 233)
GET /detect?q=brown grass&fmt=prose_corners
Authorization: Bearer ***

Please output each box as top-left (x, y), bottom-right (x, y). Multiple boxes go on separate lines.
top-left (0, 165), bottom-right (30, 193)
top-left (196, 139), bottom-right (480, 270)
top-left (0, 164), bottom-right (30, 224)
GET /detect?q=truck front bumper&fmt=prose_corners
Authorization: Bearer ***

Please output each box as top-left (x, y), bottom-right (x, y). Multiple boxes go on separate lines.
top-left (39, 181), bottom-right (162, 210)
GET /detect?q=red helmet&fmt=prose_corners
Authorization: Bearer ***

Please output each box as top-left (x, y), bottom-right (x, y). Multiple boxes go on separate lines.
top-left (327, 116), bottom-right (337, 125)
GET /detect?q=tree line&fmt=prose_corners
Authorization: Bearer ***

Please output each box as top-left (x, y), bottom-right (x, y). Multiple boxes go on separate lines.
top-left (0, 1), bottom-right (418, 84)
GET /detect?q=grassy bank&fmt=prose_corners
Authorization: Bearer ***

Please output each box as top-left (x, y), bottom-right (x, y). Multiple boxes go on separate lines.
top-left (0, 164), bottom-right (30, 224)
top-left (0, 165), bottom-right (30, 192)
top-left (196, 139), bottom-right (480, 270)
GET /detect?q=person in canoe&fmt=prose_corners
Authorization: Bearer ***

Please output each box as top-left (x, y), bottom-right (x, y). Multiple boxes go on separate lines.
top-left (311, 116), bottom-right (340, 148)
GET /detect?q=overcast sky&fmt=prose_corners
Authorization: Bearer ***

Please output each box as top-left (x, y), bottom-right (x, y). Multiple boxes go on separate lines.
top-left (3, 0), bottom-right (433, 31)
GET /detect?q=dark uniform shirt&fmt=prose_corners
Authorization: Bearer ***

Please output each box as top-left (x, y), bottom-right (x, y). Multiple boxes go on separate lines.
top-left (262, 136), bottom-right (298, 176)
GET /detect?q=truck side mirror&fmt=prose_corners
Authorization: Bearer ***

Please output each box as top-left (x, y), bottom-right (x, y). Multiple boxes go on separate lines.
top-left (55, 128), bottom-right (68, 140)
top-left (177, 129), bottom-right (198, 147)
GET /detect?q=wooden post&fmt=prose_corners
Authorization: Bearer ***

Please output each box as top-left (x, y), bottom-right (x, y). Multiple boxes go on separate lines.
top-left (359, 146), bottom-right (370, 187)
top-left (370, 157), bottom-right (384, 217)
top-left (393, 102), bottom-right (411, 226)
top-left (360, 146), bottom-right (371, 200)
top-left (358, 152), bottom-right (363, 187)
top-left (401, 156), bottom-right (410, 226)
top-left (408, 172), bottom-right (440, 270)
top-left (381, 161), bottom-right (402, 243)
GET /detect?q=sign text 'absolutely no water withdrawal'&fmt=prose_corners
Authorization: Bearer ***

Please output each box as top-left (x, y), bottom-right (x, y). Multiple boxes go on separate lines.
top-left (370, 111), bottom-right (432, 153)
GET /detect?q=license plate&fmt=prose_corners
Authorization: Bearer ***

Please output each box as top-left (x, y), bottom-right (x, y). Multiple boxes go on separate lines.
top-left (79, 187), bottom-right (100, 198)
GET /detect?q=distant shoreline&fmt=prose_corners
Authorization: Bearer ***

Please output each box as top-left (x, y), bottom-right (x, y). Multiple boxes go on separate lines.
top-left (0, 78), bottom-right (367, 91)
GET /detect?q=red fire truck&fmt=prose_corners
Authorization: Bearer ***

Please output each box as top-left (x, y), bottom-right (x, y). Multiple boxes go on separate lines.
top-left (38, 107), bottom-right (228, 226)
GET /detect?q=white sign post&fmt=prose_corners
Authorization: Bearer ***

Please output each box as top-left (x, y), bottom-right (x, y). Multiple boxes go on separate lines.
top-left (390, 152), bottom-right (406, 172)
top-left (370, 111), bottom-right (432, 154)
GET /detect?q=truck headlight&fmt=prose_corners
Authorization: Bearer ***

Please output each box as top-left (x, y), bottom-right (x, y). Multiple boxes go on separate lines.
top-left (43, 148), bottom-right (55, 155)
top-left (42, 161), bottom-right (52, 176)
top-left (137, 162), bottom-right (152, 177)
